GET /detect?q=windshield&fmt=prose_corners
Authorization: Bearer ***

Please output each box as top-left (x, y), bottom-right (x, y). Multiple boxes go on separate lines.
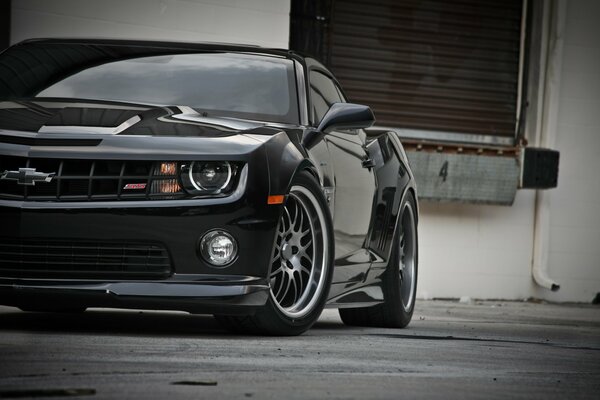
top-left (0, 43), bottom-right (299, 124)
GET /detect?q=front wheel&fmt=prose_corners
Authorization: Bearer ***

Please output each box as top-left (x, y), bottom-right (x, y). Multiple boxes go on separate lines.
top-left (215, 171), bottom-right (334, 335)
top-left (339, 191), bottom-right (418, 328)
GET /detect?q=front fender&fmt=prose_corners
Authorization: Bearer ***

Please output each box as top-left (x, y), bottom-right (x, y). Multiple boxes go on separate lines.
top-left (263, 131), bottom-right (319, 197)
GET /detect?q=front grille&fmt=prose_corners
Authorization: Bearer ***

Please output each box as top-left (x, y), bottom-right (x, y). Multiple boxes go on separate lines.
top-left (0, 239), bottom-right (173, 279)
top-left (0, 156), bottom-right (185, 201)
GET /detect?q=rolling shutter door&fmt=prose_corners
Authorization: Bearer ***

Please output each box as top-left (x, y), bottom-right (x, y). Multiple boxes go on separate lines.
top-left (329, 0), bottom-right (524, 141)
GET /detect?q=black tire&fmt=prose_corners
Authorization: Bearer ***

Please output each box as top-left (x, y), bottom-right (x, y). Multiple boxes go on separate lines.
top-left (339, 191), bottom-right (418, 328)
top-left (215, 171), bottom-right (334, 335)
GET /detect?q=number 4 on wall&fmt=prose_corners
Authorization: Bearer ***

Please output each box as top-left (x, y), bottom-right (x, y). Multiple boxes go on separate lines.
top-left (439, 160), bottom-right (449, 183)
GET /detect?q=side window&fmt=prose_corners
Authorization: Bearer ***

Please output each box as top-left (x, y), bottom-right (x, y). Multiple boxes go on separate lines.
top-left (309, 70), bottom-right (344, 125)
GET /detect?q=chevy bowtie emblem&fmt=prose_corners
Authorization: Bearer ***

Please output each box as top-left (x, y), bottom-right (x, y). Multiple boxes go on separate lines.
top-left (0, 168), bottom-right (55, 186)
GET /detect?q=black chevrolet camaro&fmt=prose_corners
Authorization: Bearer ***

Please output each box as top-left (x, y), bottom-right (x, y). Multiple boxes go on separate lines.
top-left (0, 39), bottom-right (418, 335)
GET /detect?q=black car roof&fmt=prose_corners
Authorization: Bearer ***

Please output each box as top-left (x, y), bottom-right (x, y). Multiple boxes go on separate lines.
top-left (15, 37), bottom-right (305, 61)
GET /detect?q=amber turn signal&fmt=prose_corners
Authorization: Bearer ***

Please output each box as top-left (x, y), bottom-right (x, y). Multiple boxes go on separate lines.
top-left (267, 195), bottom-right (285, 205)
top-left (157, 162), bottom-right (177, 176)
top-left (151, 179), bottom-right (181, 194)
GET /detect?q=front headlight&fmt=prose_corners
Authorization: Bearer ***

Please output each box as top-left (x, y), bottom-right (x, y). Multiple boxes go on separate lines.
top-left (180, 161), bottom-right (238, 195)
top-left (148, 161), bottom-right (241, 198)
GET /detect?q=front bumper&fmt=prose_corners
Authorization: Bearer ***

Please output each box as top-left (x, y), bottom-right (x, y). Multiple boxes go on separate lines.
top-left (0, 275), bottom-right (269, 315)
top-left (0, 186), bottom-right (279, 315)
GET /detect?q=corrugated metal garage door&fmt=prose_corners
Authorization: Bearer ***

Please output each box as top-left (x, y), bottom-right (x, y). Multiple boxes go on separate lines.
top-left (329, 0), bottom-right (523, 141)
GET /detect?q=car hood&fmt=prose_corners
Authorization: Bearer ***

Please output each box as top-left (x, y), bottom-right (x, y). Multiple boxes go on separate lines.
top-left (0, 100), bottom-right (282, 138)
top-left (0, 100), bottom-right (295, 159)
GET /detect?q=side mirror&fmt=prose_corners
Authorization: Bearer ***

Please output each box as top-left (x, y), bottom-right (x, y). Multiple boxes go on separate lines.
top-left (317, 103), bottom-right (375, 133)
top-left (302, 103), bottom-right (375, 148)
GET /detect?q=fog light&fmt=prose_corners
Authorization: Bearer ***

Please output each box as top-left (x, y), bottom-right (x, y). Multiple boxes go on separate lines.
top-left (199, 230), bottom-right (238, 266)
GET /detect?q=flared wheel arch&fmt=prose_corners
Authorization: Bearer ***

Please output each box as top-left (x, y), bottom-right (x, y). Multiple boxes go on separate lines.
top-left (214, 169), bottom-right (334, 335)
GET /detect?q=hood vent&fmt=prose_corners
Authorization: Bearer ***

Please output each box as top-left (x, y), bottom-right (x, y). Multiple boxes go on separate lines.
top-left (38, 115), bottom-right (141, 135)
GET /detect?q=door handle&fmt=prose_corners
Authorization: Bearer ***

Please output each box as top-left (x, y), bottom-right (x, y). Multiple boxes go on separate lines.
top-left (361, 158), bottom-right (376, 169)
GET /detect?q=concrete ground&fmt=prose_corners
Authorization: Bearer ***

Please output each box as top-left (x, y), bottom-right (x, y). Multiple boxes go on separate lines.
top-left (0, 300), bottom-right (598, 399)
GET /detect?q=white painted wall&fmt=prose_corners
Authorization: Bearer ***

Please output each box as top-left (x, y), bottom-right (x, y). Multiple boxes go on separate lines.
top-left (10, 0), bottom-right (290, 48)
top-left (534, 0), bottom-right (600, 302)
top-left (9, 0), bottom-right (599, 302)
top-left (417, 192), bottom-right (537, 301)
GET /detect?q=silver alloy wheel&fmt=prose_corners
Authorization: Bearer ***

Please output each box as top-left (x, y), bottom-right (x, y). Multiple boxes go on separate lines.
top-left (399, 202), bottom-right (417, 311)
top-left (269, 185), bottom-right (329, 319)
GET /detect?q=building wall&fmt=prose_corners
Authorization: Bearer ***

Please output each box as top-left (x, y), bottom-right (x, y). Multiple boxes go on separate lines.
top-left (537, 0), bottom-right (600, 302)
top-left (10, 0), bottom-right (290, 48)
top-left (418, 0), bottom-right (600, 303)
top-left (9, 0), bottom-right (599, 302)
top-left (417, 192), bottom-right (537, 301)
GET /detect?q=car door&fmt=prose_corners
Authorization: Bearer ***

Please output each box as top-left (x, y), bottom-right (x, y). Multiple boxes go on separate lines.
top-left (308, 69), bottom-right (377, 285)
